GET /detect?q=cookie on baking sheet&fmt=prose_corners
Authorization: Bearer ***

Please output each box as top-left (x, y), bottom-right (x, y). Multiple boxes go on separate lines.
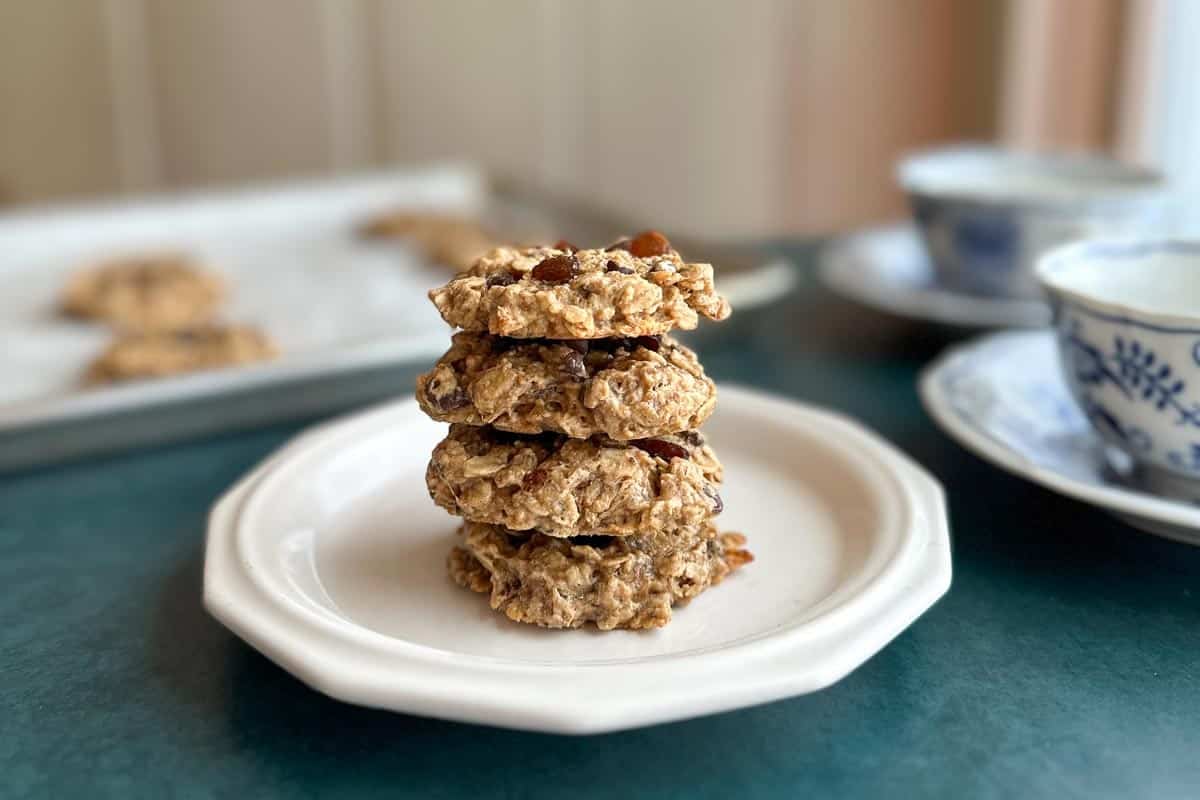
top-left (357, 212), bottom-right (498, 272)
top-left (417, 331), bottom-right (716, 441)
top-left (61, 254), bottom-right (225, 331)
top-left (85, 324), bottom-right (277, 384)
top-left (426, 423), bottom-right (723, 538)
top-left (448, 521), bottom-right (752, 630)
top-left (428, 231), bottom-right (731, 339)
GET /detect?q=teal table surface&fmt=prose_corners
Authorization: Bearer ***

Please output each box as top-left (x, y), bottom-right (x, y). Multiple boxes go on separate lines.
top-left (3, 244), bottom-right (1199, 799)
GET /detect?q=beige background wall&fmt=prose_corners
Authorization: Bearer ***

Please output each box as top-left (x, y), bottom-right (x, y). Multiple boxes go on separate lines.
top-left (0, 0), bottom-right (1006, 236)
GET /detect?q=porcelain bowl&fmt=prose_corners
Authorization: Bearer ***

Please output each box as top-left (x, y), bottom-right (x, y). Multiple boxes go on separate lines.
top-left (899, 146), bottom-right (1165, 299)
top-left (1037, 239), bottom-right (1200, 499)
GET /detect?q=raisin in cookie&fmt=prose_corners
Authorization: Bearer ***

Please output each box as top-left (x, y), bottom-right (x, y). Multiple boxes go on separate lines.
top-left (428, 231), bottom-right (730, 339)
top-left (448, 521), bottom-right (752, 630)
top-left (85, 325), bottom-right (277, 384)
top-left (61, 254), bottom-right (225, 331)
top-left (358, 212), bottom-right (497, 272)
top-left (427, 424), bottom-right (723, 537)
top-left (417, 332), bottom-right (716, 440)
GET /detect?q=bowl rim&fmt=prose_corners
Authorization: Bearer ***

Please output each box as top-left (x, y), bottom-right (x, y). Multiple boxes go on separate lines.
top-left (897, 144), bottom-right (1165, 207)
top-left (1035, 238), bottom-right (1200, 330)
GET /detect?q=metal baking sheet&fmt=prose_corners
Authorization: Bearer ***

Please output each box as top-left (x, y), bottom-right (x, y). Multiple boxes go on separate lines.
top-left (0, 166), bottom-right (794, 471)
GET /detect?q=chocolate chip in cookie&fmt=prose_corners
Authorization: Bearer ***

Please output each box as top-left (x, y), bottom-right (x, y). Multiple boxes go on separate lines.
top-left (631, 438), bottom-right (690, 461)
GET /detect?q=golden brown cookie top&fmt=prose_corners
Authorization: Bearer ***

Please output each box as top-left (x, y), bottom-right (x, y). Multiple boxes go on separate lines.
top-left (426, 423), bottom-right (723, 538)
top-left (449, 520), bottom-right (749, 630)
top-left (428, 231), bottom-right (731, 339)
top-left (61, 254), bottom-right (225, 332)
top-left (357, 212), bottom-right (498, 272)
top-left (417, 332), bottom-right (716, 440)
top-left (85, 324), bottom-right (277, 384)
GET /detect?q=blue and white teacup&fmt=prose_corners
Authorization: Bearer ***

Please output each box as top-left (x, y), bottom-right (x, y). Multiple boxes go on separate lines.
top-left (1037, 239), bottom-right (1200, 500)
top-left (900, 146), bottom-right (1165, 300)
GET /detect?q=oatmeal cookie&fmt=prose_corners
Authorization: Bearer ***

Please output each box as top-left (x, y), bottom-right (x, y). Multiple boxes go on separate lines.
top-left (428, 231), bottom-right (731, 339)
top-left (427, 424), bottom-right (723, 537)
top-left (448, 521), bottom-right (752, 629)
top-left (85, 324), bottom-right (277, 384)
top-left (61, 254), bottom-right (225, 331)
top-left (357, 212), bottom-right (497, 272)
top-left (417, 332), bottom-right (716, 440)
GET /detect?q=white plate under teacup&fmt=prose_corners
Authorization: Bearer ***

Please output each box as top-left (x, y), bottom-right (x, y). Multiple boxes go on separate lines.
top-left (204, 386), bottom-right (951, 734)
top-left (819, 225), bottom-right (1051, 329)
top-left (921, 330), bottom-right (1200, 545)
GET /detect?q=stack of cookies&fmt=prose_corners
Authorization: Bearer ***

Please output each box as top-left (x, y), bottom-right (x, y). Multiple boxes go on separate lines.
top-left (417, 231), bottom-right (752, 630)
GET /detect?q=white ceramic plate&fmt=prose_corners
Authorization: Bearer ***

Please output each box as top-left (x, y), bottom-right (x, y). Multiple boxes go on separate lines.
top-left (819, 225), bottom-right (1051, 329)
top-left (920, 330), bottom-right (1200, 545)
top-left (204, 386), bottom-right (951, 733)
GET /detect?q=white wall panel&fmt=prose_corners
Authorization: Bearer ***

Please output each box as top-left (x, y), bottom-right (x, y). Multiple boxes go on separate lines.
top-left (371, 0), bottom-right (547, 179)
top-left (0, 0), bottom-right (1003, 234)
top-left (144, 0), bottom-right (338, 187)
top-left (0, 1), bottom-right (121, 204)
top-left (548, 0), bottom-right (788, 237)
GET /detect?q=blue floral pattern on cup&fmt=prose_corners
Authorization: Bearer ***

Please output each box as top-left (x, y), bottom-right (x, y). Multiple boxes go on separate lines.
top-left (1167, 444), bottom-right (1200, 473)
top-left (1056, 308), bottom-right (1200, 476)
top-left (1064, 321), bottom-right (1200, 425)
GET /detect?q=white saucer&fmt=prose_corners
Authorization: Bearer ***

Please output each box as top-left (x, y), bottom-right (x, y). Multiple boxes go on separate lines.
top-left (819, 225), bottom-right (1051, 329)
top-left (920, 330), bottom-right (1200, 545)
top-left (204, 386), bottom-right (951, 734)
top-left (720, 256), bottom-right (800, 310)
